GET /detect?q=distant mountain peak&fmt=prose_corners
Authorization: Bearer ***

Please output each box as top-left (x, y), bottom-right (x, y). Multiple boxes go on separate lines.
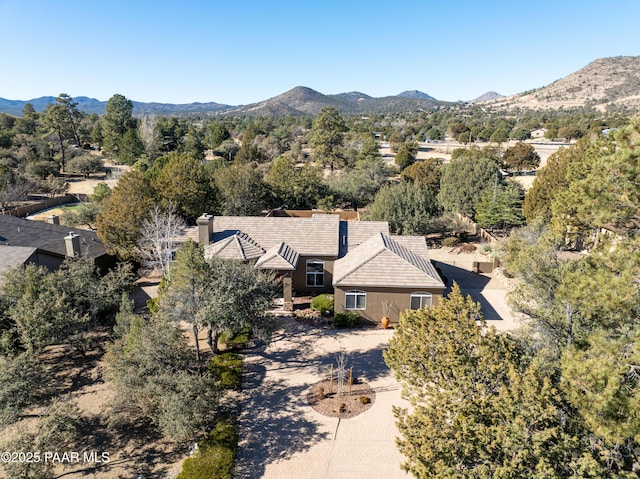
top-left (332, 91), bottom-right (372, 101)
top-left (397, 90), bottom-right (436, 100)
top-left (470, 91), bottom-right (505, 103)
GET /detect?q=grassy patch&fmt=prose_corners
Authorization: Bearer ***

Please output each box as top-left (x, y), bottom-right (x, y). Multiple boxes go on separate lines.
top-left (176, 417), bottom-right (238, 479)
top-left (208, 353), bottom-right (243, 391)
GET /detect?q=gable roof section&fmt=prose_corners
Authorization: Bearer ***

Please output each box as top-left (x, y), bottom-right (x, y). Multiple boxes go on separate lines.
top-left (333, 233), bottom-right (444, 289)
top-left (0, 215), bottom-right (107, 259)
top-left (0, 245), bottom-right (37, 286)
top-left (342, 220), bottom-right (389, 253)
top-left (205, 232), bottom-right (265, 261)
top-left (254, 241), bottom-right (299, 270)
top-left (211, 214), bottom-right (340, 257)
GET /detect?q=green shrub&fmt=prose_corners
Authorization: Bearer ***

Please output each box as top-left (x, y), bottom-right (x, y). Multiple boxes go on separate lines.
top-left (333, 312), bottom-right (360, 328)
top-left (219, 327), bottom-right (251, 350)
top-left (208, 353), bottom-right (243, 391)
top-left (177, 418), bottom-right (238, 479)
top-left (310, 294), bottom-right (334, 316)
top-left (359, 395), bottom-right (371, 405)
top-left (442, 236), bottom-right (460, 247)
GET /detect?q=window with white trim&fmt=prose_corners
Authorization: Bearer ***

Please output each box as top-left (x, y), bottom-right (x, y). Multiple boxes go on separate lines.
top-left (410, 292), bottom-right (432, 310)
top-left (345, 290), bottom-right (366, 310)
top-left (306, 259), bottom-right (324, 287)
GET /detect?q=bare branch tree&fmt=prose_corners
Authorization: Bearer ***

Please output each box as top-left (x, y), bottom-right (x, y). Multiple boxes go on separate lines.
top-left (136, 203), bottom-right (186, 280)
top-left (0, 177), bottom-right (33, 211)
top-left (335, 352), bottom-right (348, 396)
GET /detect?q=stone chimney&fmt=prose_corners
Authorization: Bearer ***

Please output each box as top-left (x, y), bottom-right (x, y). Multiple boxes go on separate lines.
top-left (64, 232), bottom-right (81, 258)
top-left (197, 214), bottom-right (214, 246)
top-left (47, 215), bottom-right (60, 225)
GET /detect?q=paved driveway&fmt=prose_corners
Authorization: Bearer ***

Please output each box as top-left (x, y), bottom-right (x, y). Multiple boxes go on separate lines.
top-left (234, 318), bottom-right (410, 479)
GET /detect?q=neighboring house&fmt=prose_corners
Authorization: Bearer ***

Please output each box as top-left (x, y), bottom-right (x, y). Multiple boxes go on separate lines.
top-left (194, 213), bottom-right (445, 324)
top-left (0, 245), bottom-right (38, 286)
top-left (0, 214), bottom-right (116, 273)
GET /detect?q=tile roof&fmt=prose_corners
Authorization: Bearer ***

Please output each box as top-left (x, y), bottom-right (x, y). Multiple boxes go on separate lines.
top-left (210, 214), bottom-right (340, 257)
top-left (254, 241), bottom-right (299, 270)
top-left (333, 233), bottom-right (445, 289)
top-left (0, 215), bottom-right (108, 259)
top-left (344, 221), bottom-right (389, 252)
top-left (205, 232), bottom-right (265, 261)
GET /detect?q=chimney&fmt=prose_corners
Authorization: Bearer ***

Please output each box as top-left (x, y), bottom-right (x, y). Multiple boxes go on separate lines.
top-left (47, 215), bottom-right (60, 225)
top-left (64, 232), bottom-right (81, 258)
top-left (197, 213), bottom-right (213, 246)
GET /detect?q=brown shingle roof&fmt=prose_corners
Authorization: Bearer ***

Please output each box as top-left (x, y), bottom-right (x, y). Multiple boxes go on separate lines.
top-left (333, 233), bottom-right (444, 289)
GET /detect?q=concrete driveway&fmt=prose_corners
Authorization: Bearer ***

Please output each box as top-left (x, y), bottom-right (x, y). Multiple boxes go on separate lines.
top-left (428, 247), bottom-right (521, 332)
top-left (234, 318), bottom-right (410, 479)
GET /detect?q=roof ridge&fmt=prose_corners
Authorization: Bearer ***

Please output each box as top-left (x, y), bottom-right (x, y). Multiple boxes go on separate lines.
top-left (332, 232), bottom-right (387, 284)
top-left (235, 231), bottom-right (265, 258)
top-left (382, 234), bottom-right (433, 274)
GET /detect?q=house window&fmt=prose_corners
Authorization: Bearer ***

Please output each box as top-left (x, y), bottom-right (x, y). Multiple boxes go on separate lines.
top-left (306, 259), bottom-right (324, 287)
top-left (410, 292), bottom-right (432, 310)
top-left (345, 290), bottom-right (366, 310)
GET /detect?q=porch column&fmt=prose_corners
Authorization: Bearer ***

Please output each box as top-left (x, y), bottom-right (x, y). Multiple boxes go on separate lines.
top-left (283, 271), bottom-right (293, 311)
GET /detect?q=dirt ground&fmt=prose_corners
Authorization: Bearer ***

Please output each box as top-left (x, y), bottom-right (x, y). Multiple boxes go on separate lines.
top-left (65, 162), bottom-right (130, 196)
top-left (0, 331), bottom-right (187, 479)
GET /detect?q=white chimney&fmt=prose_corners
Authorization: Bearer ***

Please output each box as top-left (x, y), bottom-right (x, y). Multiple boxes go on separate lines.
top-left (64, 232), bottom-right (81, 257)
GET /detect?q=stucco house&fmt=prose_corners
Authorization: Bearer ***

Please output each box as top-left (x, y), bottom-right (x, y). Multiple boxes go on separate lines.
top-left (194, 213), bottom-right (445, 324)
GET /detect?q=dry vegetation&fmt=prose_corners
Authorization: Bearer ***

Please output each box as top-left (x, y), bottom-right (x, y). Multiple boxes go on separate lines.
top-left (488, 56), bottom-right (640, 111)
top-left (0, 331), bottom-right (186, 479)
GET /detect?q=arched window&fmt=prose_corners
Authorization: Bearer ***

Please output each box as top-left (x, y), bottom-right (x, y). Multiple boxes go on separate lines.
top-left (345, 290), bottom-right (366, 310)
top-left (410, 292), bottom-right (432, 310)
top-left (306, 259), bottom-right (324, 287)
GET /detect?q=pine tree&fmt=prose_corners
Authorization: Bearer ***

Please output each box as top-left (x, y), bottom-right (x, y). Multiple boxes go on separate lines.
top-left (385, 285), bottom-right (611, 478)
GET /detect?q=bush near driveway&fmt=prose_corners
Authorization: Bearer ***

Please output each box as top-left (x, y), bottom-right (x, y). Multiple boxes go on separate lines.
top-left (310, 294), bottom-right (334, 316)
top-left (208, 353), bottom-right (243, 391)
top-left (177, 417), bottom-right (238, 479)
top-left (333, 311), bottom-right (360, 328)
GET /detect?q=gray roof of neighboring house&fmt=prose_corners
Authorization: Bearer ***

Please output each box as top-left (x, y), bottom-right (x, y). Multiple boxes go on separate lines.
top-left (0, 245), bottom-right (37, 285)
top-left (254, 241), bottom-right (299, 270)
top-left (333, 233), bottom-right (445, 289)
top-left (0, 215), bottom-right (108, 259)
top-left (209, 214), bottom-right (341, 257)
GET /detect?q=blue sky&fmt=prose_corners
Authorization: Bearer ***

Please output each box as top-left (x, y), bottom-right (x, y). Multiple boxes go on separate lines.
top-left (1, 0), bottom-right (639, 105)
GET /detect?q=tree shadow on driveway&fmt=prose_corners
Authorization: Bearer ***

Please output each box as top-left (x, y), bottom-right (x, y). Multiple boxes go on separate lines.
top-left (435, 261), bottom-right (503, 320)
top-left (234, 360), bottom-right (331, 479)
top-left (234, 317), bottom-right (396, 478)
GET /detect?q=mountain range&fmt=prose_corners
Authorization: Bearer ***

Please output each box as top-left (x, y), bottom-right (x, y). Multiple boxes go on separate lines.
top-left (1, 56), bottom-right (639, 116)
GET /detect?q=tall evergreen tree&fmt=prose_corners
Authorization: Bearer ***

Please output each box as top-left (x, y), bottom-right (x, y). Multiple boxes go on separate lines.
top-left (309, 107), bottom-right (347, 168)
top-left (102, 94), bottom-right (143, 164)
